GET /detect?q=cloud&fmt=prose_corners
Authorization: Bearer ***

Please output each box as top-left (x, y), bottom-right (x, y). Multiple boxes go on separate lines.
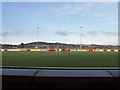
top-left (61, 3), bottom-right (93, 15)
top-left (88, 30), bottom-right (118, 36)
top-left (13, 28), bottom-right (23, 35)
top-left (49, 3), bottom-right (116, 18)
top-left (29, 2), bottom-right (115, 19)
top-left (98, 22), bottom-right (118, 25)
top-left (88, 30), bottom-right (98, 36)
top-left (1, 28), bottom-right (23, 37)
top-left (55, 30), bottom-right (73, 36)
top-left (35, 3), bottom-right (94, 18)
top-left (0, 32), bottom-right (11, 37)
top-left (100, 30), bottom-right (118, 35)
top-left (93, 12), bottom-right (109, 17)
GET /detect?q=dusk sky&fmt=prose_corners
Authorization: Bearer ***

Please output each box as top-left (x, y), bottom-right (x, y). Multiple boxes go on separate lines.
top-left (2, 2), bottom-right (118, 45)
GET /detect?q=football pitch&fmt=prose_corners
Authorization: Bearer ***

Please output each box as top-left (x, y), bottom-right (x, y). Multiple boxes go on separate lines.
top-left (2, 51), bottom-right (118, 68)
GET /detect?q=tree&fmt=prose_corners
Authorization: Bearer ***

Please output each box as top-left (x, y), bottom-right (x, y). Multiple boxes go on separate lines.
top-left (20, 43), bottom-right (24, 48)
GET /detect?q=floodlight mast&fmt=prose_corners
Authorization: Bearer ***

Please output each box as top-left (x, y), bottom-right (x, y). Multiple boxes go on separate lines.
top-left (36, 27), bottom-right (39, 49)
top-left (80, 27), bottom-right (82, 49)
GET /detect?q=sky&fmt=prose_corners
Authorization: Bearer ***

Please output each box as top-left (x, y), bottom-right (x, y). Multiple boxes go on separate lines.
top-left (1, 2), bottom-right (118, 45)
top-left (1, 0), bottom-right (119, 2)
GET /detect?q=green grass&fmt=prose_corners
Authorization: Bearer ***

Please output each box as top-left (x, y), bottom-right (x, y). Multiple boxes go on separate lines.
top-left (2, 51), bottom-right (118, 68)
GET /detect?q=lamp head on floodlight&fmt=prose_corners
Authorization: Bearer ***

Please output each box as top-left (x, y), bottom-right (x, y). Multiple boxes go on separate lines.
top-left (37, 27), bottom-right (39, 29)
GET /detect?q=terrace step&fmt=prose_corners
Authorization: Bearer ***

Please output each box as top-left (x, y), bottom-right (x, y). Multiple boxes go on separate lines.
top-left (1, 69), bottom-right (120, 89)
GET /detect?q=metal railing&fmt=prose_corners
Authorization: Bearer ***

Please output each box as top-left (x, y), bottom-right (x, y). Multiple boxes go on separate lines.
top-left (0, 66), bottom-right (119, 70)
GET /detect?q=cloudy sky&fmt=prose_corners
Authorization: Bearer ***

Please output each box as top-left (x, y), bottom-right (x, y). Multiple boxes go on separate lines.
top-left (2, 2), bottom-right (118, 45)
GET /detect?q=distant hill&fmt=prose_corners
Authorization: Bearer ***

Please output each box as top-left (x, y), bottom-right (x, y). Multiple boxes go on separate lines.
top-left (1, 41), bottom-right (119, 49)
top-left (25, 41), bottom-right (76, 46)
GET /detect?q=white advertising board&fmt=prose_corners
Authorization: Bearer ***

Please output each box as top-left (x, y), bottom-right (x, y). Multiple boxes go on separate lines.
top-left (7, 49), bottom-right (21, 51)
top-left (114, 50), bottom-right (118, 52)
top-left (107, 50), bottom-right (111, 52)
top-left (98, 50), bottom-right (104, 52)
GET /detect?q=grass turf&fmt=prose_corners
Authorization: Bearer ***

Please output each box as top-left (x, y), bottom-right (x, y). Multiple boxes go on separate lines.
top-left (2, 51), bottom-right (118, 68)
